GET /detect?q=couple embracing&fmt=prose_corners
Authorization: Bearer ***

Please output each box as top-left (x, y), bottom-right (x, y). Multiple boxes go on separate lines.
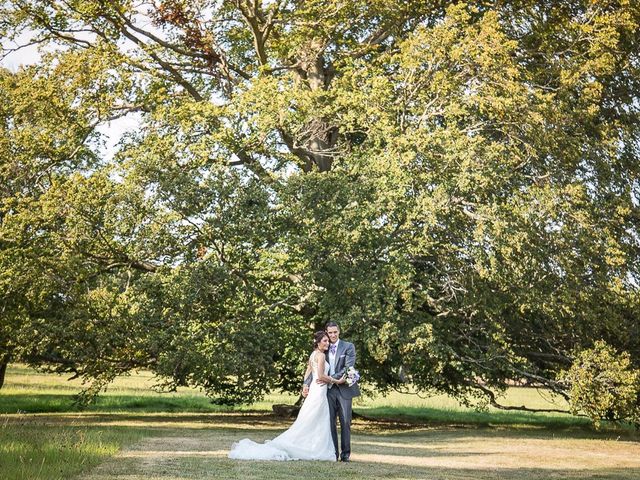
top-left (229, 322), bottom-right (360, 462)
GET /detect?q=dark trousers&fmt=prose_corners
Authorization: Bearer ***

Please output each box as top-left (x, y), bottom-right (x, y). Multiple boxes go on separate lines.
top-left (327, 386), bottom-right (352, 460)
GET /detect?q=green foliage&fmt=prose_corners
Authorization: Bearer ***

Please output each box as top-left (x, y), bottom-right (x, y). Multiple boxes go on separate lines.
top-left (1, 1), bottom-right (639, 408)
top-left (560, 341), bottom-right (640, 427)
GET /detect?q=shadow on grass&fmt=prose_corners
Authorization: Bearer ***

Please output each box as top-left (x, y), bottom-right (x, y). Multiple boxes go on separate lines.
top-left (1, 393), bottom-right (637, 438)
top-left (356, 405), bottom-right (589, 428)
top-left (0, 393), bottom-right (232, 414)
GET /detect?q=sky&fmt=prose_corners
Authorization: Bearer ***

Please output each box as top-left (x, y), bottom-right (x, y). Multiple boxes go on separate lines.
top-left (1, 29), bottom-right (41, 70)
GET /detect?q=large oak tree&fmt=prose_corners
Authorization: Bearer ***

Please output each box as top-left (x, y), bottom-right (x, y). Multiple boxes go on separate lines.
top-left (1, 1), bottom-right (639, 416)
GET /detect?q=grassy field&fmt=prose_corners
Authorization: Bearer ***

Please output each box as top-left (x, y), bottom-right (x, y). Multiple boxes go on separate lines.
top-left (1, 364), bottom-right (638, 480)
top-left (1, 363), bottom-right (587, 427)
top-left (0, 417), bottom-right (151, 480)
top-left (80, 422), bottom-right (640, 480)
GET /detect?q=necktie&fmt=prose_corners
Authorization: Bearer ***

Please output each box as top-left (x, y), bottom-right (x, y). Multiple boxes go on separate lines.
top-left (330, 344), bottom-right (337, 354)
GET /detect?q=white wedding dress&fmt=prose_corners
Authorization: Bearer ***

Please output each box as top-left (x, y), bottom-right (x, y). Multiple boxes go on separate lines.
top-left (228, 352), bottom-right (336, 461)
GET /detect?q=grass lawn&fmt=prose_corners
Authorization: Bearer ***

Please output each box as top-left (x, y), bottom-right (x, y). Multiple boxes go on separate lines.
top-left (3, 412), bottom-right (639, 480)
top-left (0, 364), bottom-right (293, 414)
top-left (0, 416), bottom-right (152, 480)
top-left (1, 364), bottom-right (638, 480)
top-left (83, 424), bottom-right (640, 480)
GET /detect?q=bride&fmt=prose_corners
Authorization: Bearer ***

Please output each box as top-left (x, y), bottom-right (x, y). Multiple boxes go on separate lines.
top-left (228, 331), bottom-right (344, 461)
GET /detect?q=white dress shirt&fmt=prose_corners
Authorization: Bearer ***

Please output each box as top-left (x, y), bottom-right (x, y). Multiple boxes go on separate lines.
top-left (329, 340), bottom-right (339, 376)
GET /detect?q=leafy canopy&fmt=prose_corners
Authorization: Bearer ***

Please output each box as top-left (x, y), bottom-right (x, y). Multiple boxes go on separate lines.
top-left (1, 1), bottom-right (639, 417)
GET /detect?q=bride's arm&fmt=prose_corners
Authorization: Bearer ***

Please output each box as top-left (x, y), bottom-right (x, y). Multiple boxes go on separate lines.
top-left (303, 358), bottom-right (312, 385)
top-left (301, 357), bottom-right (313, 397)
top-left (315, 352), bottom-right (335, 384)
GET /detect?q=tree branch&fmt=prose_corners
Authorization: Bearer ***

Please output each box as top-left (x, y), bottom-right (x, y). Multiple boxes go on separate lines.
top-left (234, 0), bottom-right (268, 66)
top-left (110, 5), bottom-right (251, 82)
top-left (469, 381), bottom-right (577, 415)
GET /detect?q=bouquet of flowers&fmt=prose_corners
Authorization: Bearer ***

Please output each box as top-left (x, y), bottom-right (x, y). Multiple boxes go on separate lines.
top-left (345, 366), bottom-right (360, 387)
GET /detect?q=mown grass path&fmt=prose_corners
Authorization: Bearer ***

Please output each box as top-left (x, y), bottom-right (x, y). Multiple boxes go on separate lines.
top-left (71, 413), bottom-right (640, 480)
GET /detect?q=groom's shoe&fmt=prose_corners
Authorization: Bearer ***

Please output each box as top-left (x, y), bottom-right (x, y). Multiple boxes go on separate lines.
top-left (340, 455), bottom-right (350, 463)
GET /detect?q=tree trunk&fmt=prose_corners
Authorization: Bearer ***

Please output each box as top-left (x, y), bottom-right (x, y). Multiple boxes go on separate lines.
top-left (0, 358), bottom-right (8, 390)
top-left (307, 120), bottom-right (338, 172)
top-left (297, 42), bottom-right (339, 172)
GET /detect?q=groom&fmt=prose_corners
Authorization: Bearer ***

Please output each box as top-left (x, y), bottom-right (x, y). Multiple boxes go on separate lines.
top-left (303, 321), bottom-right (360, 462)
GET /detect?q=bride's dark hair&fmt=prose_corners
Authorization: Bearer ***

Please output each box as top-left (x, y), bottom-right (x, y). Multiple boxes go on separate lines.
top-left (313, 331), bottom-right (328, 349)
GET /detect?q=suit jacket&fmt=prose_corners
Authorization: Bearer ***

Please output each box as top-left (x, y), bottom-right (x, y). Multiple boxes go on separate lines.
top-left (329, 339), bottom-right (361, 399)
top-left (304, 340), bottom-right (361, 399)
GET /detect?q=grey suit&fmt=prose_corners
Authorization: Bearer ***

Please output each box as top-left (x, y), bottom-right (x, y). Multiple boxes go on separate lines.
top-left (304, 340), bottom-right (360, 461)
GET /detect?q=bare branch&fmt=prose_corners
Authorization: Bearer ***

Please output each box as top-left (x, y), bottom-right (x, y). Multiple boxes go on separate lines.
top-left (80, 250), bottom-right (159, 273)
top-left (1, 36), bottom-right (49, 61)
top-left (110, 6), bottom-right (250, 82)
top-left (115, 25), bottom-right (205, 101)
